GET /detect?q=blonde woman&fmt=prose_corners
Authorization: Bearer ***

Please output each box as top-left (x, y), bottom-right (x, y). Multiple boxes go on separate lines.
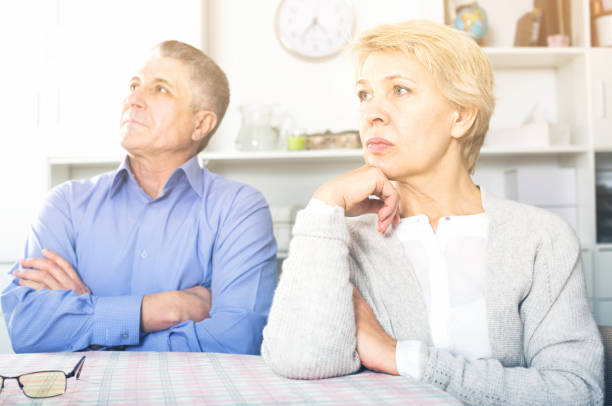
top-left (262, 20), bottom-right (604, 405)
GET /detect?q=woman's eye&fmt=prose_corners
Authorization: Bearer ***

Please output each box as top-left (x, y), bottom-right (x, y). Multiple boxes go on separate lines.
top-left (129, 83), bottom-right (137, 91)
top-left (358, 90), bottom-right (372, 102)
top-left (394, 86), bottom-right (409, 95)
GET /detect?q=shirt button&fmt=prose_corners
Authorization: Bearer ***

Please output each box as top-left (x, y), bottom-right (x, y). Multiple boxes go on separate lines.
top-left (140, 250), bottom-right (148, 259)
top-left (122, 333), bottom-right (129, 339)
top-left (445, 217), bottom-right (450, 220)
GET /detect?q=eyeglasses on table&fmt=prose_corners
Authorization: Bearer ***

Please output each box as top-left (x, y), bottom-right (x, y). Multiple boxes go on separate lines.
top-left (0, 355), bottom-right (85, 399)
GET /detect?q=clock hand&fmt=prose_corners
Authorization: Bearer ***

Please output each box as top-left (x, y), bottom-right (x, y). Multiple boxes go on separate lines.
top-left (313, 19), bottom-right (329, 35)
top-left (312, 0), bottom-right (332, 36)
top-left (301, 17), bottom-right (318, 40)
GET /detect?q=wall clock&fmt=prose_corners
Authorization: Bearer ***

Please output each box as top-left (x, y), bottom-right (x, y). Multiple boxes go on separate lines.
top-left (275, 0), bottom-right (355, 60)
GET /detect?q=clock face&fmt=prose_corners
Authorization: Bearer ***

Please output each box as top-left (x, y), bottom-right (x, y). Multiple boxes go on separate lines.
top-left (275, 0), bottom-right (355, 60)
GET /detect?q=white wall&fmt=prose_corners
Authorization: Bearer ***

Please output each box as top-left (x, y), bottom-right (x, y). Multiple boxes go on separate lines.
top-left (206, 0), bottom-right (443, 152)
top-left (0, 2), bottom-right (50, 263)
top-left (0, 263), bottom-right (15, 353)
top-left (476, 0), bottom-right (533, 46)
top-left (44, 0), bottom-right (203, 158)
top-left (204, 0), bottom-right (565, 152)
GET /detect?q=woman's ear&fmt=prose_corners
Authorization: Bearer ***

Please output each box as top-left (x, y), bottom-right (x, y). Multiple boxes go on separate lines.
top-left (450, 106), bottom-right (478, 140)
top-left (192, 111), bottom-right (218, 143)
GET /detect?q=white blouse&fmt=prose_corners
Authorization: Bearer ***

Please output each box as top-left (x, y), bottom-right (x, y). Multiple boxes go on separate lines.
top-left (394, 212), bottom-right (491, 380)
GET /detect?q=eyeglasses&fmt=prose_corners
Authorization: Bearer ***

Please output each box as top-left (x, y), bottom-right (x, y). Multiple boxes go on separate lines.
top-left (0, 356), bottom-right (85, 399)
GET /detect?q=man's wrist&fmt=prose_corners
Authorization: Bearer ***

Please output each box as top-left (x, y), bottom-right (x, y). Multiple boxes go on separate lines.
top-left (141, 291), bottom-right (181, 333)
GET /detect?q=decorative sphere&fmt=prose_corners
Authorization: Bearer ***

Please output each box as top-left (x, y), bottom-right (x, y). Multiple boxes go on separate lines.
top-left (454, 3), bottom-right (488, 42)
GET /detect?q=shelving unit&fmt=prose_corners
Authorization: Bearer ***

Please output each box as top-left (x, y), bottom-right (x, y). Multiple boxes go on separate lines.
top-left (200, 149), bottom-right (363, 163)
top-left (483, 46), bottom-right (587, 68)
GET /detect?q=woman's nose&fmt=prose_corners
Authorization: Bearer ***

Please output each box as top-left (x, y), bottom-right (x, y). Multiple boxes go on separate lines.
top-left (363, 100), bottom-right (389, 126)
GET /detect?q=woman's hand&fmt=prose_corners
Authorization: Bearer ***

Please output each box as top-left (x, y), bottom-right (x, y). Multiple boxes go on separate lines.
top-left (353, 286), bottom-right (399, 375)
top-left (313, 165), bottom-right (400, 233)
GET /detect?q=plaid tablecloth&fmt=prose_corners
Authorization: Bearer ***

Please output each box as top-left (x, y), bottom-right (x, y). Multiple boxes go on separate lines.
top-left (0, 352), bottom-right (460, 405)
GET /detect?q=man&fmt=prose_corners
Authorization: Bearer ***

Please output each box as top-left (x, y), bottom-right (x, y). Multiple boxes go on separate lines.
top-left (1, 40), bottom-right (277, 353)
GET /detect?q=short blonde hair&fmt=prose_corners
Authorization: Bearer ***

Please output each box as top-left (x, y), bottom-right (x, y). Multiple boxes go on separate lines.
top-left (352, 20), bottom-right (494, 174)
top-left (153, 40), bottom-right (230, 152)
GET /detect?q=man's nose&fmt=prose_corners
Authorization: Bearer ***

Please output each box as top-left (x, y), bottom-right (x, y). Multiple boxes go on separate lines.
top-left (124, 88), bottom-right (146, 109)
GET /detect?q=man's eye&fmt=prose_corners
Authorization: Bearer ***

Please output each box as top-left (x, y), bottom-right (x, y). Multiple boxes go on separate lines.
top-left (157, 86), bottom-right (168, 94)
top-left (358, 90), bottom-right (372, 102)
top-left (393, 86), bottom-right (410, 95)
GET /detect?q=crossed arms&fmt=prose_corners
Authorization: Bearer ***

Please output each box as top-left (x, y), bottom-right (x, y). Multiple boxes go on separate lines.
top-left (14, 248), bottom-right (212, 334)
top-left (2, 184), bottom-right (277, 353)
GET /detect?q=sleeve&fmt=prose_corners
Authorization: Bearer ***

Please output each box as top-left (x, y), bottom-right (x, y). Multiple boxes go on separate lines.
top-left (261, 201), bottom-right (361, 379)
top-left (396, 340), bottom-right (426, 380)
top-left (1, 184), bottom-right (142, 353)
top-left (420, 226), bottom-right (604, 406)
top-left (132, 188), bottom-right (277, 354)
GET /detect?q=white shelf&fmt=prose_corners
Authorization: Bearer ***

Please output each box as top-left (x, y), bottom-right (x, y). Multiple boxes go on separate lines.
top-left (483, 47), bottom-right (586, 69)
top-left (201, 146), bottom-right (586, 163)
top-left (47, 145), bottom-right (589, 168)
top-left (199, 149), bottom-right (363, 163)
top-left (480, 145), bottom-right (589, 155)
top-left (48, 156), bottom-right (122, 166)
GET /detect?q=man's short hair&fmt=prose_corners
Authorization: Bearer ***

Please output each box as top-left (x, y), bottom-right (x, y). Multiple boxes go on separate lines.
top-left (153, 40), bottom-right (230, 152)
top-left (352, 20), bottom-right (495, 175)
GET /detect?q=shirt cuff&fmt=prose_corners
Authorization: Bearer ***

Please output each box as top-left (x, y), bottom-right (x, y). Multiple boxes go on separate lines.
top-left (92, 295), bottom-right (142, 347)
top-left (292, 198), bottom-right (348, 243)
top-left (304, 198), bottom-right (343, 215)
top-left (396, 340), bottom-right (426, 381)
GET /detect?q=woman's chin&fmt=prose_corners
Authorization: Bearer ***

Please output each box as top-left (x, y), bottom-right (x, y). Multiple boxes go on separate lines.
top-left (363, 155), bottom-right (403, 179)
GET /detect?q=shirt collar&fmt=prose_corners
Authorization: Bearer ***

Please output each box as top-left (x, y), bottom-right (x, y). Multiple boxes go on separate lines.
top-left (166, 155), bottom-right (204, 197)
top-left (110, 156), bottom-right (131, 198)
top-left (109, 155), bottom-right (204, 198)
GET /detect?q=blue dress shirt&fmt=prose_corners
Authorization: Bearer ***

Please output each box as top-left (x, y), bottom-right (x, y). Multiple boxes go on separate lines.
top-left (2, 155), bottom-right (277, 353)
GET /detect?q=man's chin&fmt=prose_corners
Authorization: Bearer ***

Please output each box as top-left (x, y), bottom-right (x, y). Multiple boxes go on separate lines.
top-left (120, 130), bottom-right (146, 146)
top-left (119, 136), bottom-right (142, 154)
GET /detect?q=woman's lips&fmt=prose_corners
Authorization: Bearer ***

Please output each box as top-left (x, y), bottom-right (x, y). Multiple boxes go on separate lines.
top-left (366, 137), bottom-right (394, 152)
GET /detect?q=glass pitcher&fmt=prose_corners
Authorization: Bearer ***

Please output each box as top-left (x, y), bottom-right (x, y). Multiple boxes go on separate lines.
top-left (235, 104), bottom-right (278, 151)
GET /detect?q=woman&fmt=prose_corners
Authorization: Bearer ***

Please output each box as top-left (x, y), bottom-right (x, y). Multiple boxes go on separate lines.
top-left (261, 19), bottom-right (604, 405)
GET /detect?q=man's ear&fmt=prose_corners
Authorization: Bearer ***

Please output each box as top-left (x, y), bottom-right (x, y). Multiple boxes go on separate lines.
top-left (192, 110), bottom-right (218, 142)
top-left (450, 106), bottom-right (478, 140)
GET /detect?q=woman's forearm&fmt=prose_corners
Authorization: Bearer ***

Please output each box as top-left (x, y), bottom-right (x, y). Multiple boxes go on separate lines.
top-left (261, 205), bottom-right (361, 379)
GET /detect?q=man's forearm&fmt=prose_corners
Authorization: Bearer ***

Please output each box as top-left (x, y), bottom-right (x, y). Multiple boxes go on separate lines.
top-left (2, 280), bottom-right (142, 352)
top-left (134, 308), bottom-right (268, 353)
top-left (140, 287), bottom-right (211, 333)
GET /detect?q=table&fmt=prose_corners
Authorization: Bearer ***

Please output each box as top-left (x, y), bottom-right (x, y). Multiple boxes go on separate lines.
top-left (0, 352), bottom-right (460, 405)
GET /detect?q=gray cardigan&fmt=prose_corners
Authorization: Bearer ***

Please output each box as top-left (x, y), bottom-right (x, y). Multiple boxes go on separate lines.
top-left (262, 190), bottom-right (604, 406)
